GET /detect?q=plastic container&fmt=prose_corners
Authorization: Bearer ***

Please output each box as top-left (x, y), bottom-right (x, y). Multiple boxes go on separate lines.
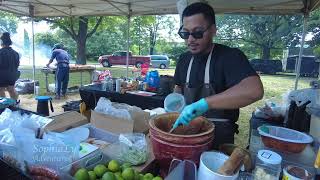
top-left (35, 86), bottom-right (39, 95)
top-left (165, 159), bottom-right (197, 180)
top-left (257, 125), bottom-right (313, 153)
top-left (253, 150), bottom-right (282, 180)
top-left (198, 151), bottom-right (240, 180)
top-left (164, 93), bottom-right (185, 113)
top-left (282, 165), bottom-right (314, 180)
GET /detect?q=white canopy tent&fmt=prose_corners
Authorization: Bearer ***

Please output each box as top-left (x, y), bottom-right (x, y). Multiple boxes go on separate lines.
top-left (0, 0), bottom-right (320, 90)
top-left (0, 0), bottom-right (319, 16)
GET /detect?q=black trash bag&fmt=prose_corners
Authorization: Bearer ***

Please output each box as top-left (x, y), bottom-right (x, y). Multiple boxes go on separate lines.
top-left (15, 79), bottom-right (39, 94)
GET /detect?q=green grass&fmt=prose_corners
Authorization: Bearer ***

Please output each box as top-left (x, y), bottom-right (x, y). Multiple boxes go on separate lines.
top-left (19, 66), bottom-right (316, 147)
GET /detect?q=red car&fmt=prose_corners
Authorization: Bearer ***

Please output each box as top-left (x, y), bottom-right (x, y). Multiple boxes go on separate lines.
top-left (98, 51), bottom-right (151, 68)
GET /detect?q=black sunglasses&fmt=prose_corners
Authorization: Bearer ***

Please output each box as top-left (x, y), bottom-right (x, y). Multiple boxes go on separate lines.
top-left (178, 25), bottom-right (212, 39)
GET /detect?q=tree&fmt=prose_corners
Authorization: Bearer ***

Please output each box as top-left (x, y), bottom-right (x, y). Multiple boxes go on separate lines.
top-left (217, 15), bottom-right (302, 59)
top-left (0, 11), bottom-right (18, 34)
top-left (42, 16), bottom-right (104, 64)
top-left (24, 29), bottom-right (30, 57)
top-left (307, 9), bottom-right (320, 47)
top-left (130, 15), bottom-right (177, 55)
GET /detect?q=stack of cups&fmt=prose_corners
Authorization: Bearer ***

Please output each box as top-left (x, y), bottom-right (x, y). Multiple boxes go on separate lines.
top-left (116, 79), bottom-right (121, 92)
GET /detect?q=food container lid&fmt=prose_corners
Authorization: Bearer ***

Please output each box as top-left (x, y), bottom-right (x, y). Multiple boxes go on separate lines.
top-left (257, 150), bottom-right (282, 165)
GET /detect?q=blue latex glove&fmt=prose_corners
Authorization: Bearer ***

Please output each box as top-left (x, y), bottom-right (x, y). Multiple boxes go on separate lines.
top-left (172, 98), bottom-right (209, 129)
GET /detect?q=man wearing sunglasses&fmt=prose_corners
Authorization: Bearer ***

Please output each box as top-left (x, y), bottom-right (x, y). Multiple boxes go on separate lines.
top-left (172, 2), bottom-right (264, 149)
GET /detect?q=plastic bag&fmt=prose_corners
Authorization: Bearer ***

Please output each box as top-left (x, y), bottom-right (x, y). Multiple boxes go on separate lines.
top-left (254, 98), bottom-right (286, 120)
top-left (13, 127), bottom-right (80, 172)
top-left (118, 133), bottom-right (148, 165)
top-left (94, 97), bottom-right (132, 121)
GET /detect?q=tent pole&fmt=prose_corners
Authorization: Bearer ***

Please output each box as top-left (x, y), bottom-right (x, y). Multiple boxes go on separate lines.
top-left (126, 3), bottom-right (131, 80)
top-left (29, 5), bottom-right (36, 96)
top-left (126, 15), bottom-right (131, 79)
top-left (294, 14), bottom-right (309, 90)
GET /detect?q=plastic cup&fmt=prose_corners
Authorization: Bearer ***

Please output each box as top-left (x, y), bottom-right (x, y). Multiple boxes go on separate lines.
top-left (164, 93), bottom-right (185, 113)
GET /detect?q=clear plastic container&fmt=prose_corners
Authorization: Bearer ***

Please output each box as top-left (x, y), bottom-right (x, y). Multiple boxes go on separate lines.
top-left (253, 150), bottom-right (282, 180)
top-left (164, 93), bottom-right (185, 113)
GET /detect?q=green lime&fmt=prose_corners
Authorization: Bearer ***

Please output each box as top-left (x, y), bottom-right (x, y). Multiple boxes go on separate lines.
top-left (121, 162), bottom-right (131, 171)
top-left (108, 160), bottom-right (121, 172)
top-left (152, 176), bottom-right (163, 180)
top-left (88, 171), bottom-right (97, 180)
top-left (74, 168), bottom-right (90, 180)
top-left (94, 164), bottom-right (108, 178)
top-left (143, 173), bottom-right (154, 180)
top-left (102, 172), bottom-right (116, 180)
top-left (122, 168), bottom-right (135, 180)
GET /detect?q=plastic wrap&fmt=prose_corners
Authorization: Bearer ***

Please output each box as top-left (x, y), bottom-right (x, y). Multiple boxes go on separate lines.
top-left (288, 88), bottom-right (320, 116)
top-left (94, 97), bottom-right (132, 121)
top-left (118, 133), bottom-right (148, 165)
top-left (13, 128), bottom-right (79, 172)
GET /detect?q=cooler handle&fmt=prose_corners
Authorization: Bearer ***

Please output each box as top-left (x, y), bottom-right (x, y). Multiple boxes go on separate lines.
top-left (85, 153), bottom-right (104, 168)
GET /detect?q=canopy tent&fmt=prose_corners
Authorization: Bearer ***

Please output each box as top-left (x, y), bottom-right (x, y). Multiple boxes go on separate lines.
top-left (0, 0), bottom-right (320, 90)
top-left (0, 0), bottom-right (319, 16)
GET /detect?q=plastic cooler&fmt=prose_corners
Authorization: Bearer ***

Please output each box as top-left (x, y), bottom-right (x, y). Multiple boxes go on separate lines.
top-left (60, 125), bottom-right (118, 179)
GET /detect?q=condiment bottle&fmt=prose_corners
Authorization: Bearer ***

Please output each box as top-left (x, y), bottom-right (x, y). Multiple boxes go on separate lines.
top-left (254, 150), bottom-right (282, 180)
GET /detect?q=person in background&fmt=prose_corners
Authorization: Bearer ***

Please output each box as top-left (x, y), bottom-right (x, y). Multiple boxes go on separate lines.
top-left (173, 2), bottom-right (264, 149)
top-left (46, 43), bottom-right (70, 99)
top-left (0, 32), bottom-right (20, 100)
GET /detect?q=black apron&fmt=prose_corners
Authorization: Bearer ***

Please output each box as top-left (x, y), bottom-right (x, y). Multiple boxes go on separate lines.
top-left (183, 46), bottom-right (237, 149)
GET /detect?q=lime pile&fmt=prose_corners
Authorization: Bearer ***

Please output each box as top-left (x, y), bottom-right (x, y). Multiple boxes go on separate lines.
top-left (73, 159), bottom-right (163, 180)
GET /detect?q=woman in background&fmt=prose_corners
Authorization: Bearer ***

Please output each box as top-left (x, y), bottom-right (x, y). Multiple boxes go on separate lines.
top-left (0, 32), bottom-right (20, 100)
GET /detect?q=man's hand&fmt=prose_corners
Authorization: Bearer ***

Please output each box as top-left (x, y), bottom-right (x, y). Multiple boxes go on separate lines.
top-left (46, 63), bottom-right (50, 68)
top-left (172, 98), bottom-right (209, 129)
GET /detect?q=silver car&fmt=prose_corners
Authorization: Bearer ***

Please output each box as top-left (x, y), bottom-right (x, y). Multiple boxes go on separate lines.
top-left (151, 55), bottom-right (170, 69)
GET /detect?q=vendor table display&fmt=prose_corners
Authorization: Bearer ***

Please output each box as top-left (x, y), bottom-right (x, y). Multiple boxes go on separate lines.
top-left (249, 129), bottom-right (318, 178)
top-left (41, 65), bottom-right (95, 92)
top-left (80, 83), bottom-right (165, 110)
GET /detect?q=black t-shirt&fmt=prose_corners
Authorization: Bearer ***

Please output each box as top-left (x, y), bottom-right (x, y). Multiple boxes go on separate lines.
top-left (174, 44), bottom-right (257, 122)
top-left (0, 47), bottom-right (20, 85)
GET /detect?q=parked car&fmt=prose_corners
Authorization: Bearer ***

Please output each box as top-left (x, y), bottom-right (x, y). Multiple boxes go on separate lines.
top-left (250, 59), bottom-right (283, 74)
top-left (150, 55), bottom-right (170, 69)
top-left (98, 51), bottom-right (150, 68)
top-left (285, 55), bottom-right (319, 77)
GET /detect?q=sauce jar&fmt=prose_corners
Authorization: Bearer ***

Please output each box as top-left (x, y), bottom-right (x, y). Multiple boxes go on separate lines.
top-left (254, 150), bottom-right (282, 180)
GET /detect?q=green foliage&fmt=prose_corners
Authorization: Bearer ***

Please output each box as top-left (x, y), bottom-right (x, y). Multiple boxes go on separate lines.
top-left (314, 46), bottom-right (320, 58)
top-left (308, 9), bottom-right (320, 47)
top-left (0, 11), bottom-right (18, 34)
top-left (216, 14), bottom-right (302, 59)
top-left (23, 29), bottom-right (30, 56)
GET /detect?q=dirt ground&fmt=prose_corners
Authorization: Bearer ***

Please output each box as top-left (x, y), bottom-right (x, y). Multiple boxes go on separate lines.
top-left (16, 93), bottom-right (81, 116)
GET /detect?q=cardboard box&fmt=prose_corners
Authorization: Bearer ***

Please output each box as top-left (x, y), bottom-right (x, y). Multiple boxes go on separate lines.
top-left (46, 111), bottom-right (89, 132)
top-left (90, 110), bottom-right (150, 134)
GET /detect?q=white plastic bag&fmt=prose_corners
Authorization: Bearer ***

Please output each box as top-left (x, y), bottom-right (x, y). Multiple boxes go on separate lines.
top-left (118, 133), bottom-right (148, 165)
top-left (94, 97), bottom-right (132, 121)
top-left (13, 127), bottom-right (79, 172)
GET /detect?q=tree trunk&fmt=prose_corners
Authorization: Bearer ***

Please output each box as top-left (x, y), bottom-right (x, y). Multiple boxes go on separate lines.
top-left (262, 46), bottom-right (271, 60)
top-left (76, 17), bottom-right (88, 65)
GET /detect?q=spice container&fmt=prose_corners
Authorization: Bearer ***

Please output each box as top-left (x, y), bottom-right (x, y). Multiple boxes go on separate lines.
top-left (253, 150), bottom-right (282, 180)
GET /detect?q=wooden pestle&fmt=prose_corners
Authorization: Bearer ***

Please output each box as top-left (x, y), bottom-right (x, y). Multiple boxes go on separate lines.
top-left (218, 147), bottom-right (246, 176)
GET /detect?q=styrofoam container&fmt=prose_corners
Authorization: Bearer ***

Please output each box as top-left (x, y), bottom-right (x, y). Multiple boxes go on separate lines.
top-left (198, 151), bottom-right (240, 180)
top-left (258, 126), bottom-right (313, 144)
top-left (164, 93), bottom-right (185, 113)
